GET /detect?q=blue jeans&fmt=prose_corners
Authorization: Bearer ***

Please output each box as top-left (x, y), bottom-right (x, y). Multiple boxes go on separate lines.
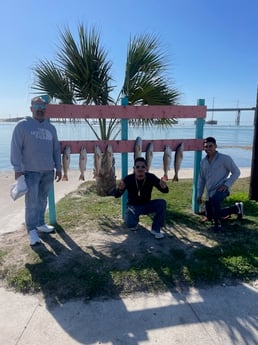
top-left (24, 171), bottom-right (54, 232)
top-left (206, 189), bottom-right (234, 225)
top-left (125, 199), bottom-right (167, 232)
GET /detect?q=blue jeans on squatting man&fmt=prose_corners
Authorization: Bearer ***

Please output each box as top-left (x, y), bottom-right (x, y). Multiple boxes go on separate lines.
top-left (24, 171), bottom-right (54, 232)
top-left (125, 199), bottom-right (166, 233)
top-left (206, 189), bottom-right (234, 224)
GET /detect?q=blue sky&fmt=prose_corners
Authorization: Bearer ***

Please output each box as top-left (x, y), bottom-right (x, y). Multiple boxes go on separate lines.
top-left (0, 0), bottom-right (257, 124)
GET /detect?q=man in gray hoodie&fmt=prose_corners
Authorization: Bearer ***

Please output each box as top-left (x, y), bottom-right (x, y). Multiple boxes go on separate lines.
top-left (11, 95), bottom-right (62, 245)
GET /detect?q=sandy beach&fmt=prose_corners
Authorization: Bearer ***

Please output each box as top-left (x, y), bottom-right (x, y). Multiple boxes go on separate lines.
top-left (0, 167), bottom-right (251, 236)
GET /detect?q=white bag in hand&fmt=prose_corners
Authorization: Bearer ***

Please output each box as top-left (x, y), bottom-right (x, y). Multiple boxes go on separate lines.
top-left (10, 175), bottom-right (28, 201)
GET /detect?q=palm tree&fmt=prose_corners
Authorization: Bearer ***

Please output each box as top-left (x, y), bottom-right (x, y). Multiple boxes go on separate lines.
top-left (32, 24), bottom-right (180, 136)
top-left (32, 24), bottom-right (180, 195)
top-left (118, 34), bottom-right (179, 127)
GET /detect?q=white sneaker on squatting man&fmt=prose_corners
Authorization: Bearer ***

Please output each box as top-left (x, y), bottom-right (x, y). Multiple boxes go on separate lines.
top-left (235, 202), bottom-right (244, 219)
top-left (29, 229), bottom-right (41, 246)
top-left (150, 230), bottom-right (164, 239)
top-left (37, 224), bottom-right (55, 233)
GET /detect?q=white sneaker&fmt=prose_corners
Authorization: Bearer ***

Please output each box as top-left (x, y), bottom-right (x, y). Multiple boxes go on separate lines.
top-left (29, 229), bottom-right (41, 246)
top-left (37, 224), bottom-right (55, 233)
top-left (235, 202), bottom-right (244, 219)
top-left (150, 230), bottom-right (164, 239)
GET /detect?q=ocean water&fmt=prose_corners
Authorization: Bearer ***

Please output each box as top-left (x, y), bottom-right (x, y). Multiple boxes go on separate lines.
top-left (1, 121), bottom-right (254, 171)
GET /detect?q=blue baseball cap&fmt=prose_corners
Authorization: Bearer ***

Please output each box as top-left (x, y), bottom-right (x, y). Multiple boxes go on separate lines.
top-left (31, 95), bottom-right (50, 105)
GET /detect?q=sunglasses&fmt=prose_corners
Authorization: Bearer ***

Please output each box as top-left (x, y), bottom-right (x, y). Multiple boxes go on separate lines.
top-left (32, 104), bottom-right (46, 111)
top-left (135, 165), bottom-right (146, 169)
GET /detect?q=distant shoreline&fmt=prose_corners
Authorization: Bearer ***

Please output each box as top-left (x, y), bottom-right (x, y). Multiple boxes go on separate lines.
top-left (0, 117), bottom-right (24, 122)
top-left (0, 167), bottom-right (251, 180)
top-left (0, 118), bottom-right (254, 127)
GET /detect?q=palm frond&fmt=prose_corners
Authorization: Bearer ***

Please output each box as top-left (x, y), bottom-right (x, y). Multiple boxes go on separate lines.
top-left (32, 60), bottom-right (74, 103)
top-left (57, 24), bottom-right (114, 105)
top-left (120, 33), bottom-right (180, 108)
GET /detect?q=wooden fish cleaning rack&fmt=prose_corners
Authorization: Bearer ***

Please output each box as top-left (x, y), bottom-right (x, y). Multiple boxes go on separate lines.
top-left (45, 100), bottom-right (206, 222)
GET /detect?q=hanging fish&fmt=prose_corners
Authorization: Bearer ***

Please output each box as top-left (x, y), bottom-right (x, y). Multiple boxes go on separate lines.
top-left (162, 145), bottom-right (172, 181)
top-left (93, 145), bottom-right (102, 178)
top-left (62, 145), bottom-right (71, 181)
top-left (172, 143), bottom-right (184, 182)
top-left (145, 142), bottom-right (154, 172)
top-left (101, 144), bottom-right (114, 176)
top-left (134, 136), bottom-right (142, 161)
top-left (79, 146), bottom-right (87, 181)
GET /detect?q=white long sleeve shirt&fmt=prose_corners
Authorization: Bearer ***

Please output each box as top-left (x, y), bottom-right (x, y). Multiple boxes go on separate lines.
top-left (198, 151), bottom-right (240, 199)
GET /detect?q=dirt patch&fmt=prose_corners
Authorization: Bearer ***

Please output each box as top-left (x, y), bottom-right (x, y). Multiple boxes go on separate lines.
top-left (0, 208), bottom-right (216, 281)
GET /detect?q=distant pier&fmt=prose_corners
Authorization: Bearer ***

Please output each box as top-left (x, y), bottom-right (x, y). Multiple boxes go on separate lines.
top-left (206, 107), bottom-right (256, 126)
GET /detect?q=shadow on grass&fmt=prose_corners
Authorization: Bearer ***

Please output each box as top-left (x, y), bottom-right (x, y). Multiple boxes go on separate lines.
top-left (23, 221), bottom-right (258, 345)
top-left (23, 177), bottom-right (258, 304)
top-left (26, 224), bottom-right (123, 305)
top-left (166, 200), bottom-right (258, 280)
top-left (25, 207), bottom-right (258, 306)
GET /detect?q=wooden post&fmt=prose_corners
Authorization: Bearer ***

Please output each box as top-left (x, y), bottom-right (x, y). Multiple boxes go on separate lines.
top-left (192, 99), bottom-right (205, 213)
top-left (48, 183), bottom-right (56, 225)
top-left (48, 115), bottom-right (56, 225)
top-left (249, 87), bottom-right (258, 200)
top-left (121, 97), bottom-right (129, 218)
top-left (236, 109), bottom-right (240, 126)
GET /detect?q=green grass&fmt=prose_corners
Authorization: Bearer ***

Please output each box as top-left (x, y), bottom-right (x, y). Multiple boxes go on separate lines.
top-left (0, 177), bottom-right (257, 303)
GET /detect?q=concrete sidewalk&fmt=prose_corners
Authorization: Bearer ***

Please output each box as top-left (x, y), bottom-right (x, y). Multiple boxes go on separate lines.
top-left (0, 283), bottom-right (257, 345)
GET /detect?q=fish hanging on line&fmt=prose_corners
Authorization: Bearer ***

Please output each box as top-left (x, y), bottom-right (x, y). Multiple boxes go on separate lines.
top-left (172, 142), bottom-right (184, 182)
top-left (100, 144), bottom-right (114, 177)
top-left (93, 145), bottom-right (102, 178)
top-left (62, 145), bottom-right (71, 181)
top-left (145, 142), bottom-right (154, 172)
top-left (96, 144), bottom-right (116, 196)
top-left (134, 136), bottom-right (142, 161)
top-left (79, 146), bottom-right (87, 181)
top-left (162, 145), bottom-right (172, 181)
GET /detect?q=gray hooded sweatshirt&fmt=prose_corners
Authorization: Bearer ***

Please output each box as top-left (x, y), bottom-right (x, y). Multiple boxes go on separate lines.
top-left (10, 116), bottom-right (61, 172)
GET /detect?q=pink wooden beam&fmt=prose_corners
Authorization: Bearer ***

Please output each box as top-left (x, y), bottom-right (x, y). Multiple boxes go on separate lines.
top-left (46, 104), bottom-right (206, 119)
top-left (60, 138), bottom-right (203, 154)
